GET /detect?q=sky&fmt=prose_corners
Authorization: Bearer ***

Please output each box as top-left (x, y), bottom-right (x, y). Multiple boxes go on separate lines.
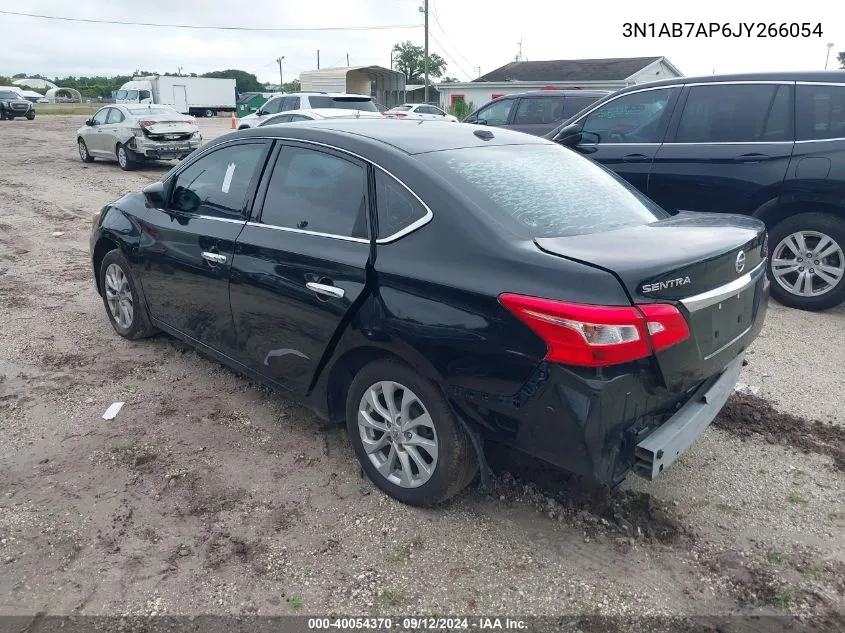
top-left (0, 0), bottom-right (843, 83)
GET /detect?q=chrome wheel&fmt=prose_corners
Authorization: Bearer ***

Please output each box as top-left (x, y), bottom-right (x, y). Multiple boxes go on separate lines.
top-left (78, 140), bottom-right (89, 161)
top-left (104, 263), bottom-right (133, 329)
top-left (771, 231), bottom-right (845, 297)
top-left (357, 381), bottom-right (439, 489)
top-left (117, 146), bottom-right (128, 169)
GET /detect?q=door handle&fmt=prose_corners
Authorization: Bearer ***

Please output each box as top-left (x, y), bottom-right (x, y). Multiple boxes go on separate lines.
top-left (306, 282), bottom-right (344, 299)
top-left (201, 251), bottom-right (227, 264)
top-left (622, 153), bottom-right (650, 161)
top-left (732, 153), bottom-right (769, 162)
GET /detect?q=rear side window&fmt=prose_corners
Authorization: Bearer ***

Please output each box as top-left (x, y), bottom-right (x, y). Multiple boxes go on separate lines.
top-left (106, 108), bottom-right (125, 124)
top-left (675, 84), bottom-right (792, 143)
top-left (580, 88), bottom-right (676, 143)
top-left (562, 95), bottom-right (602, 118)
top-left (513, 97), bottom-right (565, 124)
top-left (473, 98), bottom-right (514, 126)
top-left (796, 84), bottom-right (845, 141)
top-left (170, 143), bottom-right (267, 218)
top-left (421, 144), bottom-right (666, 238)
top-left (375, 172), bottom-right (428, 239)
top-left (309, 96), bottom-right (377, 112)
top-left (260, 146), bottom-right (368, 238)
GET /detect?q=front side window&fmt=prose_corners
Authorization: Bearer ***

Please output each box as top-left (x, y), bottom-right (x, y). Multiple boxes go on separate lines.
top-left (92, 109), bottom-right (109, 125)
top-left (139, 90), bottom-right (152, 101)
top-left (796, 83), bottom-right (845, 141)
top-left (580, 88), bottom-right (676, 143)
top-left (375, 172), bottom-right (428, 238)
top-left (675, 84), bottom-right (792, 143)
top-left (169, 143), bottom-right (266, 218)
top-left (280, 96), bottom-right (300, 111)
top-left (420, 144), bottom-right (667, 238)
top-left (260, 146), bottom-right (368, 238)
top-left (513, 97), bottom-right (565, 125)
top-left (475, 98), bottom-right (514, 126)
top-left (262, 98), bottom-right (282, 114)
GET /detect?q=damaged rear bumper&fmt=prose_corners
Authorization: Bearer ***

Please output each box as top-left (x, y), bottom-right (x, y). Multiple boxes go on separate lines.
top-left (129, 136), bottom-right (201, 160)
top-left (634, 353), bottom-right (744, 479)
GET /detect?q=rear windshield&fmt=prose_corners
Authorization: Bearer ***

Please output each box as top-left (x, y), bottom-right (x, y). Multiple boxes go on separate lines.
top-left (390, 105), bottom-right (413, 111)
top-left (309, 96), bottom-right (377, 112)
top-left (420, 144), bottom-right (667, 238)
top-left (126, 106), bottom-right (177, 116)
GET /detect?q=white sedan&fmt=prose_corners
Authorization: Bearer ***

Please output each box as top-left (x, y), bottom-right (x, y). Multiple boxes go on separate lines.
top-left (384, 104), bottom-right (458, 122)
top-left (255, 108), bottom-right (384, 127)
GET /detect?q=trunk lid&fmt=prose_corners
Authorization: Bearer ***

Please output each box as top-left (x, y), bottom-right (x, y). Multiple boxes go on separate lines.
top-left (535, 212), bottom-right (769, 388)
top-left (141, 119), bottom-right (197, 135)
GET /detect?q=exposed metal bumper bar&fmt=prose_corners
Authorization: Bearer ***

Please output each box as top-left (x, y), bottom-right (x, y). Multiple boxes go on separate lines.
top-left (634, 353), bottom-right (744, 479)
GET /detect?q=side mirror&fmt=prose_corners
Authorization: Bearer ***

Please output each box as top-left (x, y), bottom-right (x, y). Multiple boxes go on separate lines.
top-left (551, 122), bottom-right (583, 147)
top-left (85, 118), bottom-right (94, 126)
top-left (475, 118), bottom-right (487, 126)
top-left (171, 186), bottom-right (200, 213)
top-left (142, 181), bottom-right (167, 208)
top-left (255, 109), bottom-right (265, 116)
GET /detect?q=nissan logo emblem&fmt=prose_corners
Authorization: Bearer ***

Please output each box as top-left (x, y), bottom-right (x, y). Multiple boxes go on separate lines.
top-left (735, 250), bottom-right (746, 274)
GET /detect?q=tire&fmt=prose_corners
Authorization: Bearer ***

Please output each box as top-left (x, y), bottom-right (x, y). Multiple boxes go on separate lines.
top-left (98, 250), bottom-right (158, 340)
top-left (346, 359), bottom-right (477, 506)
top-left (25, 112), bottom-right (35, 120)
top-left (203, 109), bottom-right (215, 118)
top-left (0, 111), bottom-right (6, 121)
top-left (768, 212), bottom-right (845, 311)
top-left (78, 138), bottom-right (94, 163)
top-left (116, 143), bottom-right (136, 171)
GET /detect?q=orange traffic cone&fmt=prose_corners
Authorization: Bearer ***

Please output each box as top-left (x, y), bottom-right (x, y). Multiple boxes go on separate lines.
top-left (231, 111), bottom-right (238, 129)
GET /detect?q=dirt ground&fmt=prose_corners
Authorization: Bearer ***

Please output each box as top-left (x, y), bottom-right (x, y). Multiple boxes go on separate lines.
top-left (0, 115), bottom-right (843, 623)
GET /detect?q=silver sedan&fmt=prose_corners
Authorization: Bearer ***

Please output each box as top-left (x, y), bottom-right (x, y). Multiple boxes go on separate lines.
top-left (76, 104), bottom-right (202, 171)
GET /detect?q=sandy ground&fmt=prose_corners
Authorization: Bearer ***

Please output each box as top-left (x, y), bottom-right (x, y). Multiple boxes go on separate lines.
top-left (0, 115), bottom-right (843, 623)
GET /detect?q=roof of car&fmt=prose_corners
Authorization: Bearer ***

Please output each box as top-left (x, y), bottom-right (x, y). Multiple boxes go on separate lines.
top-left (268, 92), bottom-right (373, 99)
top-left (515, 89), bottom-right (610, 97)
top-left (614, 70), bottom-right (845, 91)
top-left (266, 108), bottom-right (383, 120)
top-left (224, 118), bottom-right (550, 155)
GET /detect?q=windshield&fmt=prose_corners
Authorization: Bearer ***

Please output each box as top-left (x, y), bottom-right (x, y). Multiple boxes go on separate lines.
top-left (0, 91), bottom-right (19, 99)
top-left (420, 144), bottom-right (668, 238)
top-left (126, 106), bottom-right (178, 116)
top-left (115, 90), bottom-right (139, 100)
top-left (389, 105), bottom-right (413, 111)
top-left (309, 96), bottom-right (378, 112)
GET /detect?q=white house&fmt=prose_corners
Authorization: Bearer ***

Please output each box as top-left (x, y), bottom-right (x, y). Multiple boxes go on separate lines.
top-left (437, 56), bottom-right (683, 110)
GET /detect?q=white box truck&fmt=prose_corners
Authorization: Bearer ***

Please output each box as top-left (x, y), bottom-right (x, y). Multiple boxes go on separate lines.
top-left (114, 76), bottom-right (236, 117)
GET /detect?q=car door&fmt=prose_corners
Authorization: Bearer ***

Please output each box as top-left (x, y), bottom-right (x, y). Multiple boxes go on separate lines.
top-left (102, 107), bottom-right (127, 157)
top-left (465, 97), bottom-right (517, 128)
top-left (87, 108), bottom-right (112, 155)
top-left (229, 142), bottom-right (372, 394)
top-left (648, 82), bottom-right (794, 214)
top-left (508, 95), bottom-right (565, 136)
top-left (565, 87), bottom-right (680, 193)
top-left (136, 140), bottom-right (271, 353)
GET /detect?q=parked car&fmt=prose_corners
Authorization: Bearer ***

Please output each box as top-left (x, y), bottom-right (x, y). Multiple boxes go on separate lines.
top-left (256, 108), bottom-right (384, 127)
top-left (547, 71), bottom-right (845, 311)
top-left (0, 89), bottom-right (36, 120)
top-left (463, 90), bottom-right (608, 136)
top-left (237, 93), bottom-right (378, 129)
top-left (384, 103), bottom-right (458, 122)
top-left (76, 104), bottom-right (202, 171)
top-left (373, 102), bottom-right (388, 113)
top-left (89, 120), bottom-right (768, 506)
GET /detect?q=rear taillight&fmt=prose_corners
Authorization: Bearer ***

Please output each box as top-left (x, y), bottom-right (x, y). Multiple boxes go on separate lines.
top-left (139, 119), bottom-right (155, 128)
top-left (498, 294), bottom-right (690, 368)
top-left (393, 112), bottom-right (407, 117)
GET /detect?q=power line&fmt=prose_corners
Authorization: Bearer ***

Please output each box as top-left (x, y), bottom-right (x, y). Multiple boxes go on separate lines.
top-left (430, 1), bottom-right (475, 76)
top-left (429, 32), bottom-right (473, 81)
top-left (0, 10), bottom-right (419, 32)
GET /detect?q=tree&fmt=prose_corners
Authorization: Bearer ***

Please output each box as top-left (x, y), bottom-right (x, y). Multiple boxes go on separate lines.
top-left (439, 76), bottom-right (460, 83)
top-left (391, 41), bottom-right (446, 84)
top-left (838, 52), bottom-right (845, 69)
top-left (281, 79), bottom-right (301, 93)
top-left (202, 69), bottom-right (263, 93)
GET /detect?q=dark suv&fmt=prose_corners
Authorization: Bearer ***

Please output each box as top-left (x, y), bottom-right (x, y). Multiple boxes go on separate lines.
top-left (548, 71), bottom-right (845, 311)
top-left (0, 90), bottom-right (35, 120)
top-left (464, 90), bottom-right (608, 136)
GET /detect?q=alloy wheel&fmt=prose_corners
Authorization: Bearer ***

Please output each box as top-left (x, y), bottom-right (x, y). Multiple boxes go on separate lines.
top-left (357, 380), bottom-right (439, 489)
top-left (118, 146), bottom-right (128, 169)
top-left (104, 263), bottom-right (134, 329)
top-left (78, 140), bottom-right (88, 161)
top-left (771, 230), bottom-right (844, 297)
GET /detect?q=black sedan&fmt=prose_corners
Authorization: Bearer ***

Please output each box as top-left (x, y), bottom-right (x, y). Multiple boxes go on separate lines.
top-left (89, 120), bottom-right (769, 506)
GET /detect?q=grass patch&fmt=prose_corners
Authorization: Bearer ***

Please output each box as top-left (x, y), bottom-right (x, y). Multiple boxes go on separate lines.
top-left (288, 595), bottom-right (302, 611)
top-left (787, 492), bottom-right (808, 505)
top-left (768, 552), bottom-right (785, 564)
top-left (34, 104), bottom-right (99, 115)
top-left (775, 589), bottom-right (790, 610)
top-left (381, 586), bottom-right (404, 606)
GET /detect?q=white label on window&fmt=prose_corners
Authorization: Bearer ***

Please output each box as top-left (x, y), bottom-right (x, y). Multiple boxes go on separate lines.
top-left (222, 162), bottom-right (236, 194)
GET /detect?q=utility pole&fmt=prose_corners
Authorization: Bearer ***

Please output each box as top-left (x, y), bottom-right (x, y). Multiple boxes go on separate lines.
top-left (276, 56), bottom-right (284, 90)
top-left (477, 66), bottom-right (481, 78)
top-left (420, 0), bottom-right (429, 103)
top-left (347, 53), bottom-right (350, 66)
top-left (825, 43), bottom-right (834, 69)
top-left (317, 50), bottom-right (320, 69)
